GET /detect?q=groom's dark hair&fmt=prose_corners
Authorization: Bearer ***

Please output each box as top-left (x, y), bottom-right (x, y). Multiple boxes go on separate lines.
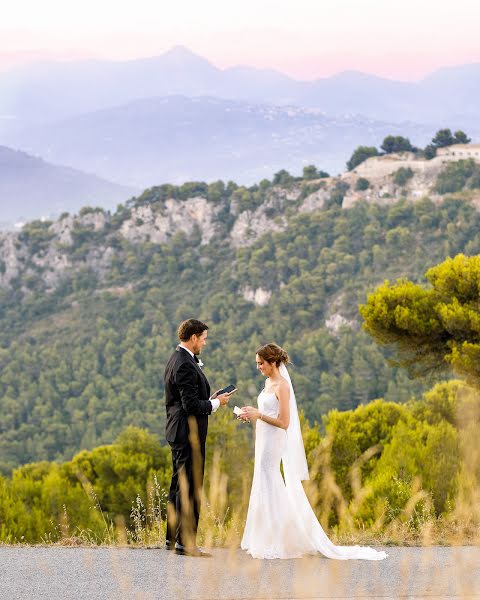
top-left (178, 319), bottom-right (209, 341)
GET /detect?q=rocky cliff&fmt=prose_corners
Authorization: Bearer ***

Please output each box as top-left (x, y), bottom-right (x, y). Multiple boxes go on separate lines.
top-left (1, 144), bottom-right (479, 293)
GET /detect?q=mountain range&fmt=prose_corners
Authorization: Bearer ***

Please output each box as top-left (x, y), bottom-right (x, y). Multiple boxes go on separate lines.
top-left (5, 96), bottom-right (434, 188)
top-left (1, 46), bottom-right (479, 129)
top-left (1, 46), bottom-right (479, 220)
top-left (0, 146), bottom-right (136, 225)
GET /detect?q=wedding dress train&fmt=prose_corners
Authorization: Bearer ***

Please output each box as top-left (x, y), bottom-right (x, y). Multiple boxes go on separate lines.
top-left (241, 384), bottom-right (388, 561)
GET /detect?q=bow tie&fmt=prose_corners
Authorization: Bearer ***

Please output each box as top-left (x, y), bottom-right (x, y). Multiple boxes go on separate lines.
top-left (194, 355), bottom-right (199, 363)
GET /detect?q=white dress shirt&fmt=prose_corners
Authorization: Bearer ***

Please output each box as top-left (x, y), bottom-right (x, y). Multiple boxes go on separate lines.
top-left (178, 344), bottom-right (220, 412)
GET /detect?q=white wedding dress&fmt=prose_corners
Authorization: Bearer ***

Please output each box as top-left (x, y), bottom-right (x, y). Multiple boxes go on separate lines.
top-left (241, 367), bottom-right (388, 561)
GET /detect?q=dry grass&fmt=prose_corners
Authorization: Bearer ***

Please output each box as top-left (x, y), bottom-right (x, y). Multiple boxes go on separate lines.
top-left (27, 387), bottom-right (480, 552)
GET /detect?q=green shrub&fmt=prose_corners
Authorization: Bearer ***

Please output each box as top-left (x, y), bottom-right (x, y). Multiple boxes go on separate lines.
top-left (355, 177), bottom-right (370, 191)
top-left (347, 146), bottom-right (379, 171)
top-left (79, 207), bottom-right (105, 217)
top-left (435, 159), bottom-right (480, 194)
top-left (393, 167), bottom-right (414, 186)
top-left (18, 220), bottom-right (54, 255)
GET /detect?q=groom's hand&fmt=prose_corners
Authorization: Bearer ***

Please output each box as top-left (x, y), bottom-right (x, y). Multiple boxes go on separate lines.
top-left (213, 389), bottom-right (235, 406)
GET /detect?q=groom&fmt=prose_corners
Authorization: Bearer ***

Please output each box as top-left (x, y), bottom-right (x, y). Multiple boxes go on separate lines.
top-left (164, 319), bottom-right (232, 557)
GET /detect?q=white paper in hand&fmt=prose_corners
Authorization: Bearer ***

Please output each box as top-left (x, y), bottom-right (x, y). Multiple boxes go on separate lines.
top-left (233, 406), bottom-right (243, 416)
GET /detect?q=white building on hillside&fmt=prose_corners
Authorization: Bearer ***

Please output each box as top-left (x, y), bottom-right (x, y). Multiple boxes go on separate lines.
top-left (437, 144), bottom-right (480, 159)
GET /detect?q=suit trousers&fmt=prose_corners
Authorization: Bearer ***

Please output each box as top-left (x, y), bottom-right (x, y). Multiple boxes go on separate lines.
top-left (166, 440), bottom-right (206, 547)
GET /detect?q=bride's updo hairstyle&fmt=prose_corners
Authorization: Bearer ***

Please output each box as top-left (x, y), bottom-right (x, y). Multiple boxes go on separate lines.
top-left (256, 343), bottom-right (290, 367)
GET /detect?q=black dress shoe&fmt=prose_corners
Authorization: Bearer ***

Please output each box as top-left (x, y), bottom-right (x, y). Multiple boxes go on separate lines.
top-left (165, 540), bottom-right (175, 551)
top-left (175, 545), bottom-right (212, 558)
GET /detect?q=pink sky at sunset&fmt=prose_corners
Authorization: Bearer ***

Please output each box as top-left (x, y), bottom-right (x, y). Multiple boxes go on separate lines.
top-left (1, 0), bottom-right (479, 81)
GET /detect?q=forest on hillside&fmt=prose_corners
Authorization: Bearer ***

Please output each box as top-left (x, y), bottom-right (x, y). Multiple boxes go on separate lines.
top-left (2, 192), bottom-right (480, 473)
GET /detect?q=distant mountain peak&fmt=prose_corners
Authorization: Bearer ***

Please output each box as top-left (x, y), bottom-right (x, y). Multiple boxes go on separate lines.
top-left (164, 45), bottom-right (199, 57)
top-left (158, 45), bottom-right (215, 68)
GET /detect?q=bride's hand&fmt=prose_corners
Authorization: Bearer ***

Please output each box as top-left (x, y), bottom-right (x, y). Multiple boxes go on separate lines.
top-left (242, 406), bottom-right (260, 422)
top-left (238, 407), bottom-right (250, 422)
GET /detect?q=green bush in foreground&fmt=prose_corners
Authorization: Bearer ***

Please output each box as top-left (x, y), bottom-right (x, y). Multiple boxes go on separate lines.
top-left (0, 381), bottom-right (477, 545)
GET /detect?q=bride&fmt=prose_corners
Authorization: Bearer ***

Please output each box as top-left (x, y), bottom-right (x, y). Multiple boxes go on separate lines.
top-left (239, 343), bottom-right (387, 561)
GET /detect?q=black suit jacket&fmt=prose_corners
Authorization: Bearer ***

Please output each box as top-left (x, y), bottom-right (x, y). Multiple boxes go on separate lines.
top-left (164, 346), bottom-right (212, 445)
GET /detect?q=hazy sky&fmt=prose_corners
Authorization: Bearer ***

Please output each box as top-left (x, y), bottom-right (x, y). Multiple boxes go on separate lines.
top-left (1, 0), bottom-right (479, 80)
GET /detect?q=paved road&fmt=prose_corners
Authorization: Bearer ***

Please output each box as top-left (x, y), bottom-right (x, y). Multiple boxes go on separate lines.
top-left (0, 546), bottom-right (479, 599)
